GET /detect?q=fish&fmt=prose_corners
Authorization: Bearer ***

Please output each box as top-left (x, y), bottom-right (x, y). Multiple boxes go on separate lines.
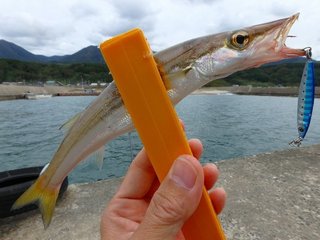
top-left (290, 49), bottom-right (315, 147)
top-left (12, 13), bottom-right (307, 228)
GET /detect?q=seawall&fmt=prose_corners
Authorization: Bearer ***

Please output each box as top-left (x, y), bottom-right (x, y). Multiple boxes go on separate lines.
top-left (2, 84), bottom-right (320, 101)
top-left (1, 144), bottom-right (319, 240)
top-left (0, 84), bottom-right (81, 100)
top-left (196, 86), bottom-right (320, 97)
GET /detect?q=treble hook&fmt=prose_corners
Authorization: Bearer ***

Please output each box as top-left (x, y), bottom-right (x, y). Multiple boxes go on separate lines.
top-left (289, 137), bottom-right (303, 147)
top-left (303, 47), bottom-right (312, 59)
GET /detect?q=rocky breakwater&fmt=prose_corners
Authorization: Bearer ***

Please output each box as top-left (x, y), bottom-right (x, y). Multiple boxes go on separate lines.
top-left (214, 86), bottom-right (320, 97)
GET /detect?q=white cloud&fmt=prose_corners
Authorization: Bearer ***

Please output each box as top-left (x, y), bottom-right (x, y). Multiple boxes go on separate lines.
top-left (0, 0), bottom-right (319, 59)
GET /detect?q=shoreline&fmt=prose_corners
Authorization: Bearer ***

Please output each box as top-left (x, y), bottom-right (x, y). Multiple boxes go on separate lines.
top-left (1, 144), bottom-right (319, 239)
top-left (194, 86), bottom-right (320, 97)
top-left (1, 84), bottom-right (320, 101)
top-left (0, 84), bottom-right (100, 101)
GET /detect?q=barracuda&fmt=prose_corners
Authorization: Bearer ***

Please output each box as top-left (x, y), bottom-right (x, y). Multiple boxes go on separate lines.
top-left (13, 13), bottom-right (307, 228)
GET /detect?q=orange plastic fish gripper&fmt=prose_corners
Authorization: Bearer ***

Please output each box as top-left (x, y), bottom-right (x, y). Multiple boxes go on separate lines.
top-left (99, 28), bottom-right (226, 240)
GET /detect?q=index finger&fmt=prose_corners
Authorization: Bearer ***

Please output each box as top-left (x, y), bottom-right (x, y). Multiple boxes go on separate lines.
top-left (116, 148), bottom-right (156, 199)
top-left (115, 139), bottom-right (203, 199)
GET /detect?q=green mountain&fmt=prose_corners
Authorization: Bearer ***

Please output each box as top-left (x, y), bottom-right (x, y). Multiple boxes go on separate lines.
top-left (0, 40), bottom-right (104, 64)
top-left (57, 46), bottom-right (104, 64)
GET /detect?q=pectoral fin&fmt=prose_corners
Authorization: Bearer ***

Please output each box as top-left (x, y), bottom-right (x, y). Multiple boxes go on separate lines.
top-left (94, 146), bottom-right (105, 170)
top-left (166, 66), bottom-right (191, 81)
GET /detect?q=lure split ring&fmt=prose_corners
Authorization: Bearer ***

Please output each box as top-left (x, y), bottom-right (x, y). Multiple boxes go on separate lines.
top-left (303, 47), bottom-right (312, 59)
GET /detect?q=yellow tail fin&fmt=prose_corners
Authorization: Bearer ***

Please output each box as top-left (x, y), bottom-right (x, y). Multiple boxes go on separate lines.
top-left (12, 177), bottom-right (60, 228)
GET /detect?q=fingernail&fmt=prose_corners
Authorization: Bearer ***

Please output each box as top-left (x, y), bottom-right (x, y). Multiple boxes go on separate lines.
top-left (170, 156), bottom-right (197, 190)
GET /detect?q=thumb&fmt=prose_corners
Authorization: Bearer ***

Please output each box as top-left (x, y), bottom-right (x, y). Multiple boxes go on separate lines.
top-left (132, 155), bottom-right (204, 240)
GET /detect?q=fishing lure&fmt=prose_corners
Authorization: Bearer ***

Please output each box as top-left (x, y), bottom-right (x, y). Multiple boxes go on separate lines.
top-left (290, 48), bottom-right (315, 146)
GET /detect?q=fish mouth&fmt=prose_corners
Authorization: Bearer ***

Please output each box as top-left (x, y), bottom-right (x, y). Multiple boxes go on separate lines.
top-left (275, 13), bottom-right (306, 57)
top-left (248, 13), bottom-right (307, 66)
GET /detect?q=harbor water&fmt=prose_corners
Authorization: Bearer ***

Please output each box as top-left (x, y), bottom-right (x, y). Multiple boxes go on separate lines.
top-left (1, 94), bottom-right (320, 183)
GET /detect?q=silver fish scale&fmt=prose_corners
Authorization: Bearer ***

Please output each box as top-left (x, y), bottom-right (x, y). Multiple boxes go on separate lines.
top-left (99, 82), bottom-right (134, 134)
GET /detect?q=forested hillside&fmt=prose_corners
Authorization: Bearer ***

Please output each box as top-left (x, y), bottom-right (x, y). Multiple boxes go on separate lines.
top-left (0, 59), bottom-right (111, 85)
top-left (206, 62), bottom-right (320, 87)
top-left (0, 58), bottom-right (319, 87)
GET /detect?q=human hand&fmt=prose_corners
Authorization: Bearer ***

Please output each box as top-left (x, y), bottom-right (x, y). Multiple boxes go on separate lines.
top-left (100, 139), bottom-right (226, 240)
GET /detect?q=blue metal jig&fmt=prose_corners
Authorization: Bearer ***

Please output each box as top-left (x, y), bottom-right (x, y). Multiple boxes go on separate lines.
top-left (290, 48), bottom-right (315, 146)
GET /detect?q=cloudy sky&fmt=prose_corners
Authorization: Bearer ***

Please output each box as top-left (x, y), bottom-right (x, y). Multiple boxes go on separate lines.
top-left (0, 0), bottom-right (319, 59)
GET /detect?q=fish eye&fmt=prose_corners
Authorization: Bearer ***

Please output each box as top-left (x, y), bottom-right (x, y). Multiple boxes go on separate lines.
top-left (230, 31), bottom-right (250, 49)
top-left (236, 35), bottom-right (245, 44)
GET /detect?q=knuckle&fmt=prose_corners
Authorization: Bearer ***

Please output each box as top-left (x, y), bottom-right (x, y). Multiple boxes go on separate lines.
top-left (150, 190), bottom-right (186, 224)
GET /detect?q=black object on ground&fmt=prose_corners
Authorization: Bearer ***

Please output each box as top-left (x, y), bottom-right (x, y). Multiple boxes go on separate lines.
top-left (0, 166), bottom-right (68, 218)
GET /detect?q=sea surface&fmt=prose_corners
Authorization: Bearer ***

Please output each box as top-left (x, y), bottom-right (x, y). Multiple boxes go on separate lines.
top-left (1, 94), bottom-right (320, 183)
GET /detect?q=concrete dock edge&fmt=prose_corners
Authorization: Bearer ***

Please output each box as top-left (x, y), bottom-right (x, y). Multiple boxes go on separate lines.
top-left (1, 144), bottom-right (319, 240)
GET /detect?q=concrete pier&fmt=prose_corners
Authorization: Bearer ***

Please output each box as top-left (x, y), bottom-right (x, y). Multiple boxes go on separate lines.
top-left (1, 145), bottom-right (319, 240)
